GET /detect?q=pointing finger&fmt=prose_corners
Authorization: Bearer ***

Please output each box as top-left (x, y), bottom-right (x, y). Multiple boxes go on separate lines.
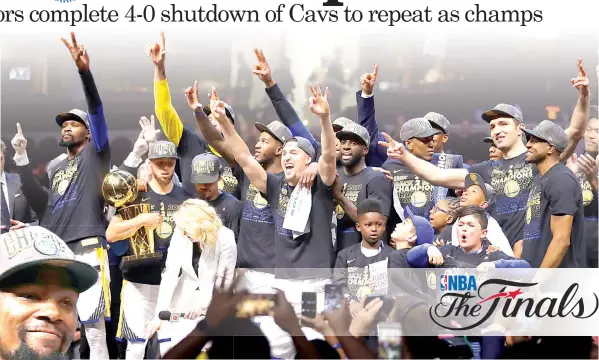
top-left (372, 64), bottom-right (379, 78)
top-left (16, 123), bottom-right (22, 135)
top-left (160, 32), bottom-right (166, 49)
top-left (70, 32), bottom-right (78, 49)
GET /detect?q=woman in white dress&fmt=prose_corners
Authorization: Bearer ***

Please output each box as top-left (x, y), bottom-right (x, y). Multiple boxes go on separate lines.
top-left (145, 198), bottom-right (237, 356)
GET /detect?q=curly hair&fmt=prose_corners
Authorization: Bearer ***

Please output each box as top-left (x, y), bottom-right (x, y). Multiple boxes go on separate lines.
top-left (173, 198), bottom-right (222, 250)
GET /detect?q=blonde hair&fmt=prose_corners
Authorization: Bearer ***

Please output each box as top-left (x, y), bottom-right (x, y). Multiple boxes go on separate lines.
top-left (173, 198), bottom-right (222, 250)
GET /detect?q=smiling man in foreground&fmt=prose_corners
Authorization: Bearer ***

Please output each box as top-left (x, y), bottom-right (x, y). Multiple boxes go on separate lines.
top-left (0, 226), bottom-right (98, 360)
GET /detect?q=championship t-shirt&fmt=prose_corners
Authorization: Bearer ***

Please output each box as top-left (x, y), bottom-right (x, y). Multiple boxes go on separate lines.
top-left (47, 139), bottom-right (111, 243)
top-left (177, 127), bottom-right (242, 199)
top-left (266, 173), bottom-right (336, 278)
top-left (522, 163), bottom-right (585, 268)
top-left (334, 242), bottom-right (393, 302)
top-left (576, 169), bottom-right (598, 267)
top-left (468, 152), bottom-right (537, 246)
top-left (121, 185), bottom-right (190, 284)
top-left (383, 159), bottom-right (436, 219)
top-left (335, 167), bottom-right (393, 252)
top-left (235, 172), bottom-right (283, 271)
top-left (207, 191), bottom-right (242, 241)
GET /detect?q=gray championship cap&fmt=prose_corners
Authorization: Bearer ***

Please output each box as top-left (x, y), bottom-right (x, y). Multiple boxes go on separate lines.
top-left (336, 122), bottom-right (370, 147)
top-left (148, 141), bottom-right (179, 160)
top-left (284, 137), bottom-right (316, 159)
top-left (191, 153), bottom-right (222, 184)
top-left (255, 121), bottom-right (292, 144)
top-left (399, 118), bottom-right (441, 142)
top-left (481, 104), bottom-right (523, 123)
top-left (424, 112), bottom-right (451, 135)
top-left (203, 103), bottom-right (236, 125)
top-left (522, 120), bottom-right (568, 153)
top-left (0, 227), bottom-right (98, 293)
top-left (56, 109), bottom-right (90, 128)
top-left (464, 173), bottom-right (496, 203)
top-left (332, 117), bottom-right (355, 132)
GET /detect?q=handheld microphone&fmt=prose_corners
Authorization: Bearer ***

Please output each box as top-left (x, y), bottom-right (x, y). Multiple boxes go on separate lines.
top-left (158, 311), bottom-right (186, 322)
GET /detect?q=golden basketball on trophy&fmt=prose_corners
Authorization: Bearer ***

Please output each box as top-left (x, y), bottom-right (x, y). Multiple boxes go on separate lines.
top-left (102, 169), bottom-right (138, 208)
top-left (102, 169), bottom-right (162, 270)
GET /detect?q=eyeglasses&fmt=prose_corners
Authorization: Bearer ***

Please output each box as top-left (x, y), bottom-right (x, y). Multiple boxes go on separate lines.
top-left (432, 205), bottom-right (449, 214)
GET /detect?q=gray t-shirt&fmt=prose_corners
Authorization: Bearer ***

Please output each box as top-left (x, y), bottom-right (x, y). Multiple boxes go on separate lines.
top-left (336, 167), bottom-right (393, 253)
top-left (266, 172), bottom-right (336, 278)
top-left (468, 152), bottom-right (537, 246)
top-left (383, 159), bottom-right (436, 218)
top-left (522, 163), bottom-right (585, 268)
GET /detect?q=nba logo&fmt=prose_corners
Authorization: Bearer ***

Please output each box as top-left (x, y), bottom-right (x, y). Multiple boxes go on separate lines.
top-left (439, 275), bottom-right (448, 291)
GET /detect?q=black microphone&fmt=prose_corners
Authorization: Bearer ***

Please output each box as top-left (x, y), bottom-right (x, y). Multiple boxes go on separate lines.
top-left (158, 311), bottom-right (186, 322)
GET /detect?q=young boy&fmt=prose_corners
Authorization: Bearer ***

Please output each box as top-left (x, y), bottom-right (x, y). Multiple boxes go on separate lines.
top-left (334, 199), bottom-right (393, 317)
top-left (389, 207), bottom-right (436, 269)
top-left (429, 197), bottom-right (460, 242)
top-left (408, 206), bottom-right (529, 269)
top-left (453, 173), bottom-right (512, 255)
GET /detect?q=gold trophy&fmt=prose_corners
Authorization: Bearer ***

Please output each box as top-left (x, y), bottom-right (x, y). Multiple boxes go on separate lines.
top-left (102, 169), bottom-right (163, 270)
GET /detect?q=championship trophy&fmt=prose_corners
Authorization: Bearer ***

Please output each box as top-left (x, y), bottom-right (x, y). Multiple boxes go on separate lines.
top-left (102, 169), bottom-right (163, 270)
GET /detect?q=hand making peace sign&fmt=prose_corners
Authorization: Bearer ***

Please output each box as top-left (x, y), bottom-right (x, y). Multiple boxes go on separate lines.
top-left (61, 32), bottom-right (90, 73)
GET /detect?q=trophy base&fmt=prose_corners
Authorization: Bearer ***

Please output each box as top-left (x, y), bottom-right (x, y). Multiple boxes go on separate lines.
top-left (120, 252), bottom-right (163, 270)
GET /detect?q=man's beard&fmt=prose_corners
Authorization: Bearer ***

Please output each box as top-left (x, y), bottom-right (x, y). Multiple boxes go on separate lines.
top-left (0, 328), bottom-right (69, 360)
top-left (258, 155), bottom-right (274, 168)
top-left (342, 153), bottom-right (362, 169)
top-left (58, 138), bottom-right (82, 149)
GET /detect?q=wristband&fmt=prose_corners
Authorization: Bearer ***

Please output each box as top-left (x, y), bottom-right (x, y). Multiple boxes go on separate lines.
top-left (331, 343), bottom-right (342, 349)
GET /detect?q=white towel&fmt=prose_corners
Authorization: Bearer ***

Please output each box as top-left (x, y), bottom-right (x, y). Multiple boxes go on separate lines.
top-left (282, 186), bottom-right (312, 239)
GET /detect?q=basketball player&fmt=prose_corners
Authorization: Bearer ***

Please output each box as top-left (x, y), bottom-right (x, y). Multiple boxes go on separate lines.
top-left (11, 33), bottom-right (112, 359)
top-left (0, 227), bottom-right (98, 360)
top-left (105, 141), bottom-right (189, 359)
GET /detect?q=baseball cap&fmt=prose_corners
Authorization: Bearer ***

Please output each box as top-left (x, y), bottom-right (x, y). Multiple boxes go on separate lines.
top-left (191, 153), bottom-right (222, 184)
top-left (203, 103), bottom-right (236, 125)
top-left (0, 227), bottom-right (98, 293)
top-left (522, 120), bottom-right (568, 153)
top-left (399, 118), bottom-right (441, 142)
top-left (284, 137), bottom-right (316, 159)
top-left (424, 112), bottom-right (451, 135)
top-left (148, 141), bottom-right (179, 160)
top-left (56, 109), bottom-right (90, 128)
top-left (403, 207), bottom-right (435, 246)
top-left (336, 122), bottom-right (370, 147)
top-left (482, 137), bottom-right (494, 144)
top-left (464, 173), bottom-right (496, 203)
top-left (255, 121), bottom-right (292, 144)
top-left (332, 117), bottom-right (355, 132)
top-left (481, 104), bottom-right (523, 123)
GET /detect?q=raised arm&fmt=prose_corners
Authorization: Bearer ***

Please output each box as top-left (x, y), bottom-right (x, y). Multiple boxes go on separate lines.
top-left (212, 90), bottom-right (268, 193)
top-left (185, 83), bottom-right (236, 165)
top-left (379, 133), bottom-right (468, 189)
top-left (358, 64), bottom-right (387, 167)
top-left (11, 124), bottom-right (49, 216)
top-left (253, 48), bottom-right (317, 145)
top-left (149, 32), bottom-right (184, 146)
top-left (308, 84), bottom-right (336, 186)
top-left (561, 58), bottom-right (590, 161)
top-left (61, 32), bottom-right (108, 153)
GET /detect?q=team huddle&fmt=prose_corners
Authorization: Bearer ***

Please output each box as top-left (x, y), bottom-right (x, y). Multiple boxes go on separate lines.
top-left (0, 31), bottom-right (596, 360)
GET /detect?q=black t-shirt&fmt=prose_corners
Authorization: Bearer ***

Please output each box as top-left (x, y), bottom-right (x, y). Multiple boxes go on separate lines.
top-left (47, 140), bottom-right (111, 243)
top-left (575, 170), bottom-right (598, 265)
top-left (236, 172), bottom-right (282, 271)
top-left (121, 185), bottom-right (190, 284)
top-left (336, 167), bottom-right (393, 252)
top-left (383, 159), bottom-right (436, 219)
top-left (522, 163), bottom-right (585, 268)
top-left (435, 243), bottom-right (518, 268)
top-left (333, 242), bottom-right (393, 302)
top-left (207, 192), bottom-right (242, 240)
top-left (468, 152), bottom-right (537, 246)
top-left (266, 172), bottom-right (336, 278)
top-left (177, 127), bottom-right (242, 199)
top-left (388, 248), bottom-right (429, 300)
